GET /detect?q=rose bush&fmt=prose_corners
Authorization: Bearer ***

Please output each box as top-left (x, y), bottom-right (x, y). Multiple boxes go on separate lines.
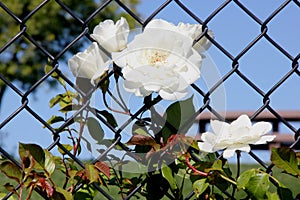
top-left (1, 17), bottom-right (299, 200)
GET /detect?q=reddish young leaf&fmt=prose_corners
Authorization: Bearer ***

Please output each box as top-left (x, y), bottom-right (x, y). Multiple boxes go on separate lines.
top-left (167, 134), bottom-right (199, 150)
top-left (126, 135), bottom-right (156, 146)
top-left (76, 169), bottom-right (88, 182)
top-left (37, 177), bottom-right (54, 197)
top-left (94, 161), bottom-right (110, 179)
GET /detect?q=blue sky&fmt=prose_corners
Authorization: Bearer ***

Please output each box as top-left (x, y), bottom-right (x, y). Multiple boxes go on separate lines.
top-left (1, 0), bottom-right (299, 161)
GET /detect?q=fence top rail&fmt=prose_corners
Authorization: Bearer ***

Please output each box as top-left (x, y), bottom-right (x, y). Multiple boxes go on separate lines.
top-left (196, 110), bottom-right (300, 122)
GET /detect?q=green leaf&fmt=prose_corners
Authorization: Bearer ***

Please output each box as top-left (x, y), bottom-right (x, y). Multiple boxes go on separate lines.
top-left (85, 164), bottom-right (99, 183)
top-left (49, 92), bottom-right (76, 109)
top-left (19, 143), bottom-right (45, 168)
top-left (45, 62), bottom-right (66, 87)
top-left (238, 169), bottom-right (270, 199)
top-left (58, 144), bottom-right (73, 155)
top-left (212, 159), bottom-right (223, 170)
top-left (193, 179), bottom-right (209, 197)
top-left (59, 96), bottom-right (73, 109)
top-left (46, 115), bottom-right (64, 126)
top-left (246, 172), bottom-right (269, 199)
top-left (49, 94), bottom-right (64, 108)
top-left (271, 147), bottom-right (300, 177)
top-left (74, 186), bottom-right (95, 200)
top-left (133, 127), bottom-right (149, 136)
top-left (237, 169), bottom-right (256, 190)
top-left (0, 161), bottom-right (21, 183)
top-left (3, 183), bottom-right (18, 195)
top-left (52, 187), bottom-right (72, 200)
top-left (266, 192), bottom-right (280, 200)
top-left (59, 104), bottom-right (81, 113)
top-left (86, 117), bottom-right (104, 144)
top-left (98, 110), bottom-right (118, 128)
top-left (161, 96), bottom-right (195, 141)
top-left (162, 165), bottom-right (177, 190)
top-left (44, 150), bottom-right (56, 175)
top-left (277, 186), bottom-right (293, 200)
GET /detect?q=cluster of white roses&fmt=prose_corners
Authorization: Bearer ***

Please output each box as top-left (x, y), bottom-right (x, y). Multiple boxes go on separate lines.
top-left (68, 17), bottom-right (213, 100)
top-left (68, 18), bottom-right (276, 158)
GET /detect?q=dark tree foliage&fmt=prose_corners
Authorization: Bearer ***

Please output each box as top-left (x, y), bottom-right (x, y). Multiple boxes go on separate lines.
top-left (0, 0), bottom-right (140, 105)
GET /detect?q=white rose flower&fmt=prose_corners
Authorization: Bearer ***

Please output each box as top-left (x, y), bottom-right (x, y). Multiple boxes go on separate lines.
top-left (68, 42), bottom-right (110, 85)
top-left (91, 17), bottom-right (129, 53)
top-left (198, 114), bottom-right (276, 158)
top-left (145, 19), bottom-right (213, 52)
top-left (112, 21), bottom-right (202, 100)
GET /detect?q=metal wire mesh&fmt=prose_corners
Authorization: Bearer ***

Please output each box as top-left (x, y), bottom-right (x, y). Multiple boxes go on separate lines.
top-left (0, 0), bottom-right (299, 199)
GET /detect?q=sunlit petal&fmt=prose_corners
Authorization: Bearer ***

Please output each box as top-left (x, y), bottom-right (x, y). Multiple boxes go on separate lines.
top-left (250, 122), bottom-right (272, 136)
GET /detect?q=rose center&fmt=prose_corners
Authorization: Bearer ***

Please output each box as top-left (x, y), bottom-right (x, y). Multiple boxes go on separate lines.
top-left (148, 50), bottom-right (169, 65)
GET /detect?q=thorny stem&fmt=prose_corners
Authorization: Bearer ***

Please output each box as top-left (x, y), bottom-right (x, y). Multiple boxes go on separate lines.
top-left (74, 112), bottom-right (83, 155)
top-left (103, 92), bottom-right (130, 115)
top-left (67, 125), bottom-right (76, 152)
top-left (44, 171), bottom-right (56, 189)
top-left (62, 156), bottom-right (70, 190)
top-left (185, 155), bottom-right (208, 177)
top-left (62, 87), bottom-right (78, 155)
top-left (74, 98), bottom-right (89, 155)
top-left (18, 184), bottom-right (23, 200)
top-left (116, 80), bottom-right (130, 112)
top-left (25, 186), bottom-right (34, 200)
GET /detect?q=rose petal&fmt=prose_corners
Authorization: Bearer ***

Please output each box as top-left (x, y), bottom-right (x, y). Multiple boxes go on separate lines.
top-left (251, 135), bottom-right (276, 145)
top-left (223, 144), bottom-right (250, 158)
top-left (200, 132), bottom-right (216, 143)
top-left (231, 114), bottom-right (251, 129)
top-left (158, 89), bottom-right (188, 100)
top-left (210, 120), bottom-right (230, 137)
top-left (222, 148), bottom-right (237, 159)
top-left (250, 122), bottom-right (272, 136)
top-left (198, 141), bottom-right (214, 153)
top-left (68, 43), bottom-right (108, 81)
top-left (144, 19), bottom-right (176, 32)
top-left (193, 30), bottom-right (214, 52)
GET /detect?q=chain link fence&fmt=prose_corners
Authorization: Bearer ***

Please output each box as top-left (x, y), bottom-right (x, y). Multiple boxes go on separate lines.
top-left (0, 0), bottom-right (300, 199)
